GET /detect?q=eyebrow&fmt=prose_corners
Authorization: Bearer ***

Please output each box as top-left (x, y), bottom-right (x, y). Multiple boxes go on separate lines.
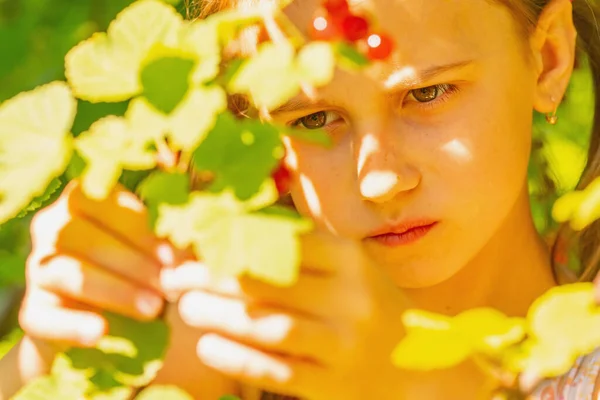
top-left (271, 98), bottom-right (332, 115)
top-left (271, 59), bottom-right (475, 115)
top-left (383, 59), bottom-right (475, 90)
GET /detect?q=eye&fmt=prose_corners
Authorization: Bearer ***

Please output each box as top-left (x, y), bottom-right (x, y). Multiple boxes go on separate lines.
top-left (407, 83), bottom-right (459, 107)
top-left (291, 111), bottom-right (342, 130)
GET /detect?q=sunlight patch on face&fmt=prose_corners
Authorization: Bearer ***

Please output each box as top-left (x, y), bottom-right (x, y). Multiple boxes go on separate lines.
top-left (357, 133), bottom-right (380, 174)
top-left (299, 173), bottom-right (322, 217)
top-left (281, 136), bottom-right (298, 170)
top-left (440, 138), bottom-right (473, 163)
top-left (383, 65), bottom-right (418, 90)
top-left (360, 170), bottom-right (399, 199)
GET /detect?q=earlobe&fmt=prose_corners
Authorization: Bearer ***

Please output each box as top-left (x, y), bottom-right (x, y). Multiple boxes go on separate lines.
top-left (531, 0), bottom-right (577, 114)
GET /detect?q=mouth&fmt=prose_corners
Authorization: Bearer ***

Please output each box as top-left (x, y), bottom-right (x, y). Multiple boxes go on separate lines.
top-left (365, 220), bottom-right (438, 247)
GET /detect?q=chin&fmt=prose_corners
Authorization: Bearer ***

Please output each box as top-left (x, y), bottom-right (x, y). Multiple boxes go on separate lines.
top-left (365, 245), bottom-right (466, 289)
top-left (386, 262), bottom-right (464, 289)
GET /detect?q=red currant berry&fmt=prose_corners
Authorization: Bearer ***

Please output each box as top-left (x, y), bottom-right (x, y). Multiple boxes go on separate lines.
top-left (366, 32), bottom-right (394, 60)
top-left (324, 0), bottom-right (350, 16)
top-left (341, 15), bottom-right (369, 42)
top-left (272, 163), bottom-right (291, 195)
top-left (309, 14), bottom-right (340, 41)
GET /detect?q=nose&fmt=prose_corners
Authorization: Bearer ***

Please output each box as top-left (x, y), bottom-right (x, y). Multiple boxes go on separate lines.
top-left (356, 131), bottom-right (421, 203)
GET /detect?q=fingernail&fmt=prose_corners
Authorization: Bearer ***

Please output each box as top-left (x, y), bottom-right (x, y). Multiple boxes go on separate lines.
top-left (160, 269), bottom-right (175, 290)
top-left (81, 318), bottom-right (105, 345)
top-left (135, 290), bottom-right (162, 317)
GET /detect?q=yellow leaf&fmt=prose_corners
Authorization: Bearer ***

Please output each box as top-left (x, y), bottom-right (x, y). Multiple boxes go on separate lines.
top-left (392, 327), bottom-right (472, 370)
top-left (229, 43), bottom-right (300, 110)
top-left (66, 0), bottom-right (184, 102)
top-left (127, 85), bottom-right (227, 152)
top-left (76, 116), bottom-right (158, 200)
top-left (296, 42), bottom-right (335, 87)
top-left (453, 308), bottom-right (526, 354)
top-left (0, 82), bottom-right (74, 223)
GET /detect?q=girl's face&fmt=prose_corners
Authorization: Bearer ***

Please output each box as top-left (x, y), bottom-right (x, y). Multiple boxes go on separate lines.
top-left (274, 0), bottom-right (558, 288)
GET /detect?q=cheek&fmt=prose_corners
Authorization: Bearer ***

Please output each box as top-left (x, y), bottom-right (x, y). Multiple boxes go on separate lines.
top-left (285, 140), bottom-right (369, 235)
top-left (431, 84), bottom-right (534, 224)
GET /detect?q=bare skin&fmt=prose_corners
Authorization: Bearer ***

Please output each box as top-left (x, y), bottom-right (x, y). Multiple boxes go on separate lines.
top-left (0, 0), bottom-right (578, 399)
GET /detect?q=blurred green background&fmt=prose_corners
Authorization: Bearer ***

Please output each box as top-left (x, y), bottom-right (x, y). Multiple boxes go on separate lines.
top-left (0, 0), bottom-right (594, 358)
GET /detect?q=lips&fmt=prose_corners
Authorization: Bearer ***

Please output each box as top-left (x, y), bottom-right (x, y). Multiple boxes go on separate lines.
top-left (366, 220), bottom-right (438, 246)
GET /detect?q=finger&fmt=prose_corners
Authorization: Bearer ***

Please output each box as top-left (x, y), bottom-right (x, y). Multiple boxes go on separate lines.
top-left (51, 217), bottom-right (161, 290)
top-left (35, 255), bottom-right (163, 321)
top-left (196, 333), bottom-right (331, 399)
top-left (19, 288), bottom-right (107, 347)
top-left (161, 262), bottom-right (349, 317)
top-left (179, 291), bottom-right (339, 365)
top-left (67, 181), bottom-right (192, 266)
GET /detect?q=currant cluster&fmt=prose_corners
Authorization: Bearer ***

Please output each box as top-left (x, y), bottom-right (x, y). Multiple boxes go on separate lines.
top-left (272, 162), bottom-right (291, 195)
top-left (309, 0), bottom-right (394, 60)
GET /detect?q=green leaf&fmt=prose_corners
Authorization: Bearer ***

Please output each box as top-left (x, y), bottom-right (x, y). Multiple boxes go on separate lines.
top-left (138, 171), bottom-right (190, 207)
top-left (282, 125), bottom-right (332, 147)
top-left (334, 41), bottom-right (370, 70)
top-left (71, 100), bottom-right (129, 137)
top-left (75, 115), bottom-right (158, 200)
top-left (218, 396), bottom-right (242, 400)
top-left (296, 42), bottom-right (335, 86)
top-left (0, 81), bottom-right (74, 224)
top-left (193, 113), bottom-right (283, 200)
top-left (65, 0), bottom-right (184, 102)
top-left (229, 43), bottom-right (300, 110)
top-left (138, 171), bottom-right (190, 225)
top-left (0, 250), bottom-right (26, 286)
top-left (119, 170), bottom-right (154, 193)
top-left (16, 178), bottom-right (63, 218)
top-left (127, 85), bottom-right (227, 152)
top-left (43, 312), bottom-right (169, 399)
top-left (156, 190), bottom-right (312, 286)
top-left (12, 375), bottom-right (85, 400)
top-left (140, 56), bottom-right (196, 114)
top-left (66, 151), bottom-right (87, 181)
top-left (135, 385), bottom-right (194, 400)
top-left (0, 328), bottom-right (23, 359)
top-left (97, 312), bottom-right (169, 387)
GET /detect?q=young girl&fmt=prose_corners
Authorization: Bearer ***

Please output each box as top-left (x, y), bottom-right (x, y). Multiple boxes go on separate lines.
top-left (1, 0), bottom-right (600, 398)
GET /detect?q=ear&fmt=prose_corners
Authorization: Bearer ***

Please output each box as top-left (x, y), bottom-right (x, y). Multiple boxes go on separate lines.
top-left (530, 0), bottom-right (577, 114)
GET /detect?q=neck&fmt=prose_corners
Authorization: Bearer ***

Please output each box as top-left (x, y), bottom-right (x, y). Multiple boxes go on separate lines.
top-left (403, 185), bottom-right (557, 317)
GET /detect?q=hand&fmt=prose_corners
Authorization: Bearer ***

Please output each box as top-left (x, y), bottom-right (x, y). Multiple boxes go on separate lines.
top-left (18, 182), bottom-right (238, 398)
top-left (20, 181), bottom-right (174, 347)
top-left (162, 230), bottom-right (409, 400)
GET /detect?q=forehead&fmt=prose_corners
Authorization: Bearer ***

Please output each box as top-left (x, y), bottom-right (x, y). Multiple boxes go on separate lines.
top-left (284, 0), bottom-right (518, 71)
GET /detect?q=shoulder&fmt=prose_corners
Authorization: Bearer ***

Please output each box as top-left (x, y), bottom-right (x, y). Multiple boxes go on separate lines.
top-left (529, 348), bottom-right (600, 399)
